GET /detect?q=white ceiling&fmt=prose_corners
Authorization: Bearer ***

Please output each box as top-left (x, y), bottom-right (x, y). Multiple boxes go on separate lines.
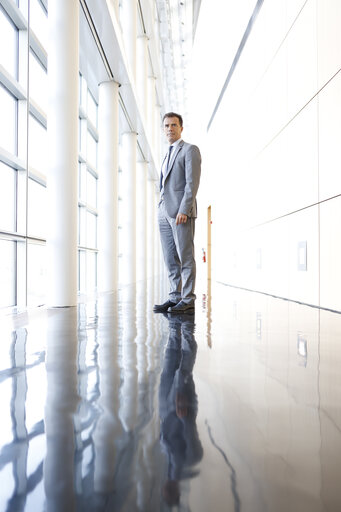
top-left (156, 0), bottom-right (202, 118)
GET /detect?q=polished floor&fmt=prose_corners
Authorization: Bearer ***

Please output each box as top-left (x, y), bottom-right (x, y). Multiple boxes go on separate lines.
top-left (1, 279), bottom-right (341, 511)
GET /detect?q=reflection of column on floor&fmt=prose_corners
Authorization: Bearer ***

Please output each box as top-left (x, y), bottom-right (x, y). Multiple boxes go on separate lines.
top-left (136, 281), bottom-right (148, 417)
top-left (44, 308), bottom-right (79, 511)
top-left (11, 328), bottom-right (28, 497)
top-left (93, 293), bottom-right (122, 493)
top-left (119, 286), bottom-right (138, 432)
top-left (146, 277), bottom-right (157, 374)
top-left (136, 280), bottom-right (164, 511)
top-left (136, 282), bottom-right (150, 510)
top-left (73, 301), bottom-right (99, 498)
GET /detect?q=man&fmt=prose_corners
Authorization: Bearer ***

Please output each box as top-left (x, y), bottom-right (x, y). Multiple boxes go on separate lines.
top-left (153, 113), bottom-right (201, 314)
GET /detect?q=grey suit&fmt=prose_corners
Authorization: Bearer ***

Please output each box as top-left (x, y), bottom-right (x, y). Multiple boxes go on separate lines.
top-left (158, 140), bottom-right (201, 304)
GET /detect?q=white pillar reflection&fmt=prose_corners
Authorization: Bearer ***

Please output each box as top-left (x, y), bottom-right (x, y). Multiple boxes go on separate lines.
top-left (119, 286), bottom-right (138, 432)
top-left (44, 308), bottom-right (79, 511)
top-left (93, 293), bottom-right (122, 493)
top-left (11, 328), bottom-right (28, 496)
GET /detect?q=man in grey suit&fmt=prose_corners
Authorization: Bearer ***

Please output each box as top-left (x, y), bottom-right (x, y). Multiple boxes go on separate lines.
top-left (154, 112), bottom-right (201, 314)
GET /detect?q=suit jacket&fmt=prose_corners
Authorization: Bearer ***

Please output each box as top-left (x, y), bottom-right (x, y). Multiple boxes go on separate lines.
top-left (162, 140), bottom-right (201, 219)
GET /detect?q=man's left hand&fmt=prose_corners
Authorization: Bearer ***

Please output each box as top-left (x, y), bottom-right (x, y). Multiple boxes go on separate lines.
top-left (176, 213), bottom-right (188, 225)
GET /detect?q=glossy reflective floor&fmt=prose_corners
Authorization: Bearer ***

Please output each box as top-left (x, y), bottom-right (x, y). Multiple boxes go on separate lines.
top-left (1, 279), bottom-right (341, 511)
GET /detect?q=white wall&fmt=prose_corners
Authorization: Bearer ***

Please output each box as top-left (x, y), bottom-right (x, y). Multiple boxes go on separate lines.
top-left (191, 0), bottom-right (341, 311)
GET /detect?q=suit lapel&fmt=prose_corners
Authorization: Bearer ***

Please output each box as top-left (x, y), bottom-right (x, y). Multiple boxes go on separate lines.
top-left (163, 141), bottom-right (184, 183)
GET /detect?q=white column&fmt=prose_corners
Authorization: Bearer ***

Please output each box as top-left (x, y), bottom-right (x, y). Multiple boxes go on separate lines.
top-left (155, 103), bottom-right (161, 166)
top-left (154, 187), bottom-right (161, 301)
top-left (146, 179), bottom-right (155, 285)
top-left (120, 132), bottom-right (137, 285)
top-left (136, 161), bottom-right (147, 284)
top-left (121, 0), bottom-right (137, 82)
top-left (137, 35), bottom-right (149, 118)
top-left (112, 0), bottom-right (119, 19)
top-left (98, 81), bottom-right (119, 292)
top-left (47, 0), bottom-right (79, 307)
top-left (148, 76), bottom-right (156, 148)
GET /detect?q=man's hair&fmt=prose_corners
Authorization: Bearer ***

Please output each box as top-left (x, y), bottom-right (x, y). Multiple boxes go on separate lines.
top-left (163, 112), bottom-right (183, 127)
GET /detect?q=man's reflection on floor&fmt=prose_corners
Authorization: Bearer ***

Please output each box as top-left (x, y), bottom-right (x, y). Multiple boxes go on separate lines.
top-left (159, 313), bottom-right (203, 507)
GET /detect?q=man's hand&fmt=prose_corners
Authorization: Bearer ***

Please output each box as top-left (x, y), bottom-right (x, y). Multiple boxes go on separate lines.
top-left (176, 213), bottom-right (188, 225)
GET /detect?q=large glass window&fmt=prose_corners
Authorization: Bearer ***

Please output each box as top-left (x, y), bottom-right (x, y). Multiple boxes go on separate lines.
top-left (29, 50), bottom-right (47, 112)
top-left (28, 178), bottom-right (46, 238)
top-left (0, 162), bottom-right (16, 232)
top-left (86, 171), bottom-right (97, 209)
top-left (87, 90), bottom-right (97, 128)
top-left (30, 0), bottom-right (47, 49)
top-left (78, 250), bottom-right (97, 293)
top-left (86, 211), bottom-right (97, 249)
top-left (79, 206), bottom-right (86, 247)
top-left (27, 242), bottom-right (46, 306)
top-left (0, 7), bottom-right (18, 79)
top-left (79, 163), bottom-right (87, 203)
top-left (86, 131), bottom-right (97, 168)
top-left (28, 114), bottom-right (47, 172)
top-left (0, 239), bottom-right (16, 308)
top-left (0, 84), bottom-right (17, 155)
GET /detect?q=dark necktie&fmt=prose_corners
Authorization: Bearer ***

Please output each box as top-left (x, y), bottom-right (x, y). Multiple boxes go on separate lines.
top-left (160, 145), bottom-right (173, 191)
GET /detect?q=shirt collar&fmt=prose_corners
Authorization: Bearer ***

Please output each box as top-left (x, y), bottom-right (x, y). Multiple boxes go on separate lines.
top-left (170, 138), bottom-right (182, 149)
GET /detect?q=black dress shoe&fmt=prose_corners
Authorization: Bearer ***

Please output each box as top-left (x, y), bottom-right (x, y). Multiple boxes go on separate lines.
top-left (167, 300), bottom-right (195, 314)
top-left (153, 299), bottom-right (178, 313)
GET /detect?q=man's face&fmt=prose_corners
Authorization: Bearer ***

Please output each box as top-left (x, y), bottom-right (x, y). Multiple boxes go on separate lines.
top-left (163, 117), bottom-right (183, 144)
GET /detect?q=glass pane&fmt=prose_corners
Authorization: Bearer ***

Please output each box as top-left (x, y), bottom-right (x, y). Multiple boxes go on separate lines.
top-left (28, 114), bottom-right (47, 173)
top-left (0, 239), bottom-right (15, 308)
top-left (29, 51), bottom-right (47, 112)
top-left (27, 242), bottom-right (46, 306)
top-left (79, 163), bottom-right (87, 203)
top-left (28, 178), bottom-right (46, 238)
top-left (86, 132), bottom-right (97, 168)
top-left (80, 74), bottom-right (87, 111)
top-left (0, 84), bottom-right (16, 155)
top-left (0, 7), bottom-right (18, 79)
top-left (0, 162), bottom-right (16, 232)
top-left (78, 249), bottom-right (86, 292)
top-left (30, 0), bottom-right (47, 49)
top-left (86, 171), bottom-right (97, 208)
top-left (86, 211), bottom-right (97, 249)
top-left (78, 206), bottom-right (86, 246)
top-left (18, 1), bottom-right (29, 19)
top-left (87, 90), bottom-right (97, 128)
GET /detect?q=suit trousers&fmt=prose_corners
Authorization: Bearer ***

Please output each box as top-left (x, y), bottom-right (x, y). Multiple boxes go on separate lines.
top-left (158, 200), bottom-right (196, 304)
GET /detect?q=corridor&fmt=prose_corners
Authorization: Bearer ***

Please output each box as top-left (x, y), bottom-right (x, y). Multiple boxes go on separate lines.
top-left (1, 277), bottom-right (341, 511)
